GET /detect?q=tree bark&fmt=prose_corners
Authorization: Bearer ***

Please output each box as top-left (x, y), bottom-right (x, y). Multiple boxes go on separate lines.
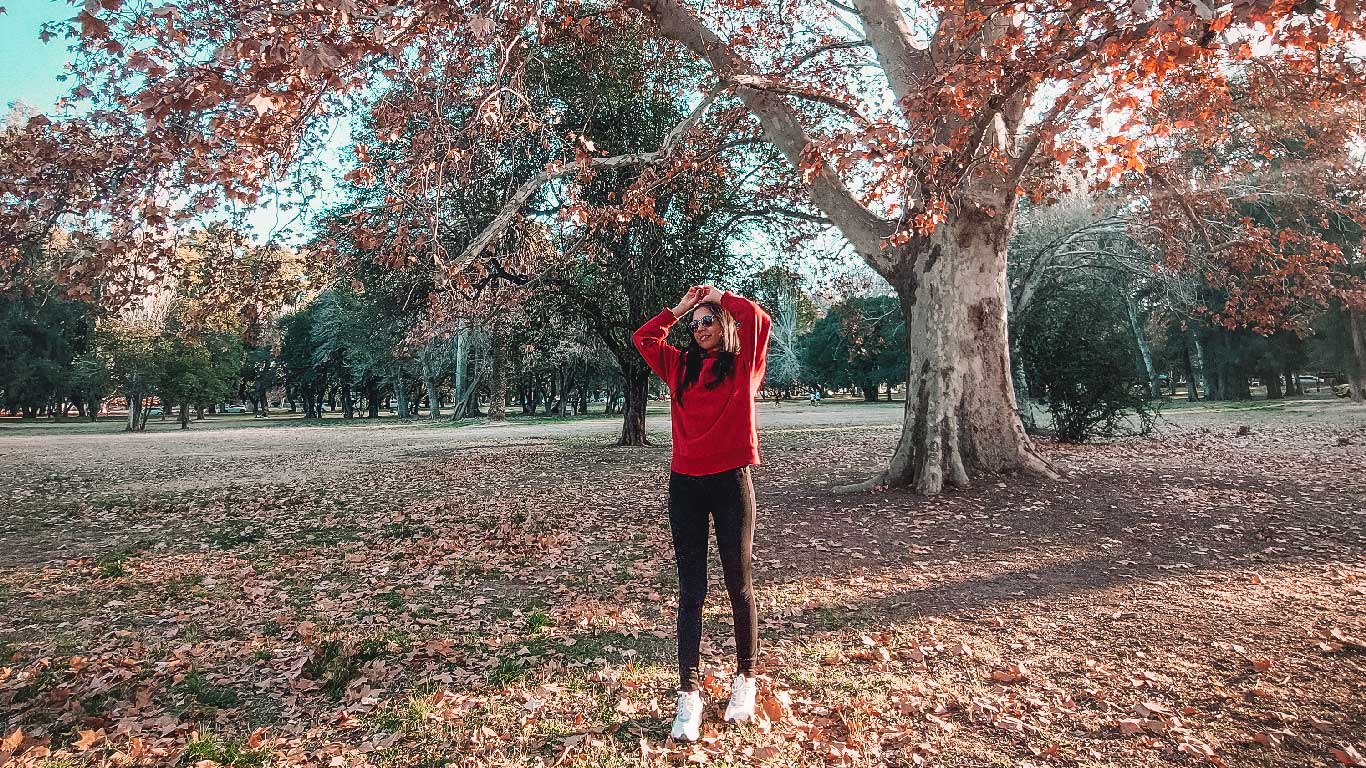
top-left (126, 390), bottom-right (141, 432)
top-left (488, 332), bottom-right (508, 422)
top-left (179, 401), bottom-right (190, 429)
top-left (367, 380), bottom-right (380, 418)
top-left (342, 379), bottom-right (354, 419)
top-left (836, 221), bottom-right (1057, 495)
top-left (1264, 370), bottom-right (1283, 399)
top-left (423, 350), bottom-right (441, 419)
top-left (619, 366), bottom-right (651, 446)
top-left (1349, 308), bottom-right (1366, 403)
top-left (861, 382), bottom-right (880, 402)
top-left (394, 369), bottom-right (411, 418)
top-left (1124, 294), bottom-right (1161, 399)
top-left (1183, 341), bottom-right (1200, 401)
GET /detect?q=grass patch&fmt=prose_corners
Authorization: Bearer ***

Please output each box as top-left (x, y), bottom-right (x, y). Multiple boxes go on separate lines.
top-left (372, 689), bottom-right (437, 734)
top-left (164, 574), bottom-right (205, 598)
top-left (303, 634), bottom-right (407, 700)
top-left (180, 733), bottom-right (268, 768)
top-left (208, 522), bottom-right (264, 548)
top-left (94, 552), bottom-right (130, 577)
top-left (93, 539), bottom-right (154, 577)
top-left (178, 670), bottom-right (241, 709)
top-left (380, 521), bottom-right (432, 539)
top-left (525, 610), bottom-right (552, 632)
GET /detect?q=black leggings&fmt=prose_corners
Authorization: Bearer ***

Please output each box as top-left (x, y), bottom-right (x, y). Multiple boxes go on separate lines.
top-left (668, 466), bottom-right (758, 691)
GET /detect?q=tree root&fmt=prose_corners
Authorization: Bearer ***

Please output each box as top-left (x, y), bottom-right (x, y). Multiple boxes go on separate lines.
top-left (832, 469), bottom-right (889, 495)
top-left (1016, 446), bottom-right (1062, 480)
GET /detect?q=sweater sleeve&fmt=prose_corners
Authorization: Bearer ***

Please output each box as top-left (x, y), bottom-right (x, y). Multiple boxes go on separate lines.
top-left (632, 308), bottom-right (682, 386)
top-left (721, 291), bottom-right (772, 392)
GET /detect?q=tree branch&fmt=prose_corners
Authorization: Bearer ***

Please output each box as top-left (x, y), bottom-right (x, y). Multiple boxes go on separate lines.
top-left (627, 0), bottom-right (894, 262)
top-left (723, 74), bottom-right (873, 125)
top-left (451, 90), bottom-right (717, 269)
top-left (850, 0), bottom-right (932, 107)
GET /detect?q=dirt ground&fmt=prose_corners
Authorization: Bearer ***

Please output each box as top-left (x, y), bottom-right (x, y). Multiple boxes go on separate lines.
top-left (2, 398), bottom-right (1364, 768)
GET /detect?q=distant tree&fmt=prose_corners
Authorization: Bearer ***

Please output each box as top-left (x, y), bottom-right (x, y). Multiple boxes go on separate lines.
top-left (803, 296), bottom-right (905, 401)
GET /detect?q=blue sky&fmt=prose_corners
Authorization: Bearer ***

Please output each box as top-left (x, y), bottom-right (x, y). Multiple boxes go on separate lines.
top-left (1, 0), bottom-right (345, 243)
top-left (1, 0), bottom-right (73, 114)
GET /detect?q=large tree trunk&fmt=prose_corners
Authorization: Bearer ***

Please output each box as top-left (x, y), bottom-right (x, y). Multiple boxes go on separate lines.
top-left (619, 365), bottom-right (651, 446)
top-left (341, 379), bottom-right (354, 419)
top-left (423, 355), bottom-right (441, 419)
top-left (451, 320), bottom-right (470, 419)
top-left (255, 361), bottom-right (272, 416)
top-left (837, 219), bottom-right (1057, 495)
top-left (179, 401), bottom-right (190, 429)
top-left (1349, 308), bottom-right (1366, 403)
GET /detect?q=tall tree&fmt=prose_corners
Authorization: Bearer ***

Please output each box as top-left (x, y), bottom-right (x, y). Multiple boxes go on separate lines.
top-left (9, 0), bottom-right (1364, 492)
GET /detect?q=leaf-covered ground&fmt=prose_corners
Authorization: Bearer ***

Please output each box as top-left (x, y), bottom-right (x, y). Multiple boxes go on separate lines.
top-left (2, 400), bottom-right (1364, 768)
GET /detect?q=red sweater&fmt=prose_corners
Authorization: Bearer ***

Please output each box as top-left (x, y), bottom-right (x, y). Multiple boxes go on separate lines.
top-left (633, 292), bottom-right (772, 476)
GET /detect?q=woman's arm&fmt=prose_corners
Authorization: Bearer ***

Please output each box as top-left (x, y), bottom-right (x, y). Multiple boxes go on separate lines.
top-left (712, 288), bottom-right (772, 390)
top-left (632, 287), bottom-right (705, 385)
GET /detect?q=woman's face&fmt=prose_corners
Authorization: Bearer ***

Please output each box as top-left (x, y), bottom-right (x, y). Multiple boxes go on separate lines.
top-left (690, 306), bottom-right (722, 352)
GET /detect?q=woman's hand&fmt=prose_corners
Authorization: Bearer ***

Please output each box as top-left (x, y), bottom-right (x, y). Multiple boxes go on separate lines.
top-left (671, 286), bottom-right (705, 318)
top-left (699, 285), bottom-right (724, 304)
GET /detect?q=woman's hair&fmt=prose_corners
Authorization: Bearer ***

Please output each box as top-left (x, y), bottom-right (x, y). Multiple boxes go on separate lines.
top-left (676, 301), bottom-right (739, 406)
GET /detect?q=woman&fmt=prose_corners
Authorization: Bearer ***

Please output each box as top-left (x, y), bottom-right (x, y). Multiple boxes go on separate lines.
top-left (632, 284), bottom-right (772, 741)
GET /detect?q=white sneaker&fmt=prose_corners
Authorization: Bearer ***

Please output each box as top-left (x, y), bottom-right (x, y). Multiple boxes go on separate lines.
top-left (671, 690), bottom-right (703, 741)
top-left (723, 675), bottom-right (757, 723)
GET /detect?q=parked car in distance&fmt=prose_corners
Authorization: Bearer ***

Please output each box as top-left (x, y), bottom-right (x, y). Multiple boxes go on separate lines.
top-left (220, 403), bottom-right (248, 414)
top-left (145, 406), bottom-right (163, 417)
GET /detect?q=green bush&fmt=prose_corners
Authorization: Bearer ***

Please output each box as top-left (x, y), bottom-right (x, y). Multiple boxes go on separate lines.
top-left (1017, 282), bottom-right (1158, 442)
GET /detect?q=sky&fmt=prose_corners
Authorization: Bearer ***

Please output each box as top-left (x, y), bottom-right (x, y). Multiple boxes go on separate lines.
top-left (0, 0), bottom-right (346, 244)
top-left (0, 0), bottom-right (75, 115)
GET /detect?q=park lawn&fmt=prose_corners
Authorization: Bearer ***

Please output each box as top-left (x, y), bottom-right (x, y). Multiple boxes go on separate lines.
top-left (1, 406), bottom-right (1364, 768)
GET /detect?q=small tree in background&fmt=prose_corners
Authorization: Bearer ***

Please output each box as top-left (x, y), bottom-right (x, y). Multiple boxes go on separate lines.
top-left (1017, 278), bottom-right (1159, 443)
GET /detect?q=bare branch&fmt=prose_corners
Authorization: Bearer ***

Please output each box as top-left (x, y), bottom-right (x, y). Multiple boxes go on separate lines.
top-left (628, 0), bottom-right (894, 262)
top-left (724, 74), bottom-right (873, 125)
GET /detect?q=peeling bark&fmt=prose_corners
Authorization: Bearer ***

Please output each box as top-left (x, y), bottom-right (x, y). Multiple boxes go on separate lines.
top-left (835, 220), bottom-right (1058, 496)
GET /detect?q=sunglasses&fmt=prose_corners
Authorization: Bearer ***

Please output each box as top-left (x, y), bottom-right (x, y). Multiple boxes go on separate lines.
top-left (688, 314), bottom-right (716, 332)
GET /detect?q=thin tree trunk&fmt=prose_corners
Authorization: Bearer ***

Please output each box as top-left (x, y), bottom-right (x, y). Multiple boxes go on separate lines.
top-left (1124, 294), bottom-right (1160, 399)
top-left (452, 320), bottom-right (469, 419)
top-left (1183, 341), bottom-right (1200, 401)
top-left (488, 333), bottom-right (508, 422)
top-left (836, 220), bottom-right (1057, 495)
top-left (394, 369), bottom-right (411, 418)
top-left (126, 390), bottom-right (141, 432)
top-left (619, 366), bottom-right (650, 446)
top-left (1264, 370), bottom-right (1283, 399)
top-left (179, 402), bottom-right (190, 429)
top-left (423, 347), bottom-right (441, 419)
top-left (342, 379), bottom-right (354, 419)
